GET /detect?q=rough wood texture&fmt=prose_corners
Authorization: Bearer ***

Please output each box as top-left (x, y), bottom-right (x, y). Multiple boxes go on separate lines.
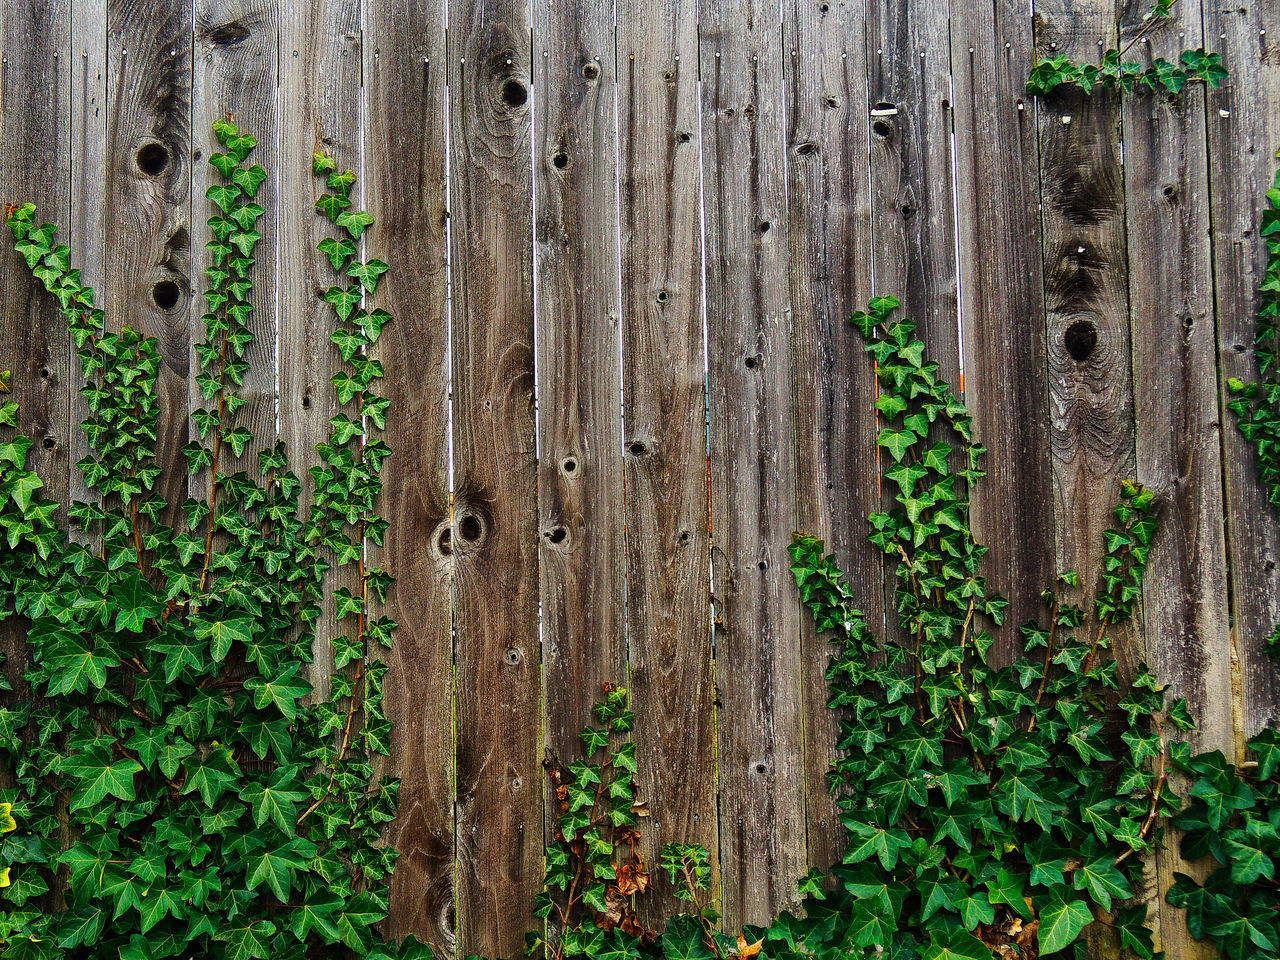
top-left (701, 2), bottom-right (804, 928)
top-left (617, 0), bottom-right (717, 927)
top-left (190, 0), bottom-right (278, 480)
top-left (782, 0), bottom-right (878, 876)
top-left (1034, 1), bottom-right (1136, 639)
top-left (532, 0), bottom-right (626, 915)
top-left (1122, 6), bottom-right (1233, 959)
top-left (950, 0), bottom-right (1056, 645)
top-left (447, 5), bottom-right (540, 955)
top-left (1207, 1), bottom-right (1280, 738)
top-left (0, 0), bottom-right (72, 694)
top-left (105, 0), bottom-right (192, 526)
top-left (363, 1), bottom-right (456, 951)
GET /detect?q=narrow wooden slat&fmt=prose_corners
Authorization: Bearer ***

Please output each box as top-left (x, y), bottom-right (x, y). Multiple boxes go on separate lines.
top-left (363, 2), bottom-right (456, 949)
top-left (0, 0), bottom-right (72, 688)
top-left (782, 0), bottom-right (877, 875)
top-left (1032, 4), bottom-right (1136, 642)
top-left (700, 5), bottom-right (804, 928)
top-left (105, 0), bottom-right (192, 525)
top-left (949, 0), bottom-right (1054, 647)
top-left (532, 0), bottom-right (626, 900)
top-left (616, 2), bottom-right (716, 927)
top-left (447, 5), bottom-right (540, 954)
top-left (190, 0), bottom-right (278, 479)
top-left (70, 0), bottom-right (107, 519)
top-left (1121, 6), bottom-right (1232, 958)
top-left (1206, 1), bottom-right (1280, 738)
top-left (868, 0), bottom-right (958, 384)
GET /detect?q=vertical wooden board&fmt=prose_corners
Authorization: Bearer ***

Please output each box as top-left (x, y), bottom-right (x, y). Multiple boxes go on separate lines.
top-left (70, 0), bottom-right (107, 517)
top-left (867, 0), bottom-right (959, 385)
top-left (701, 3), bottom-right (804, 928)
top-left (616, 0), bottom-right (716, 927)
top-left (447, 4), bottom-right (540, 955)
top-left (190, 0), bottom-right (278, 480)
top-left (533, 0), bottom-right (626, 895)
top-left (783, 0), bottom-right (876, 876)
top-left (1032, 4), bottom-right (1137, 645)
top-left (1121, 6), bottom-right (1232, 958)
top-left (1206, 1), bottom-right (1280, 736)
top-left (0, 0), bottom-right (72, 690)
top-left (363, 1), bottom-right (456, 948)
top-left (950, 0), bottom-right (1055, 645)
top-left (105, 0), bottom-right (192, 525)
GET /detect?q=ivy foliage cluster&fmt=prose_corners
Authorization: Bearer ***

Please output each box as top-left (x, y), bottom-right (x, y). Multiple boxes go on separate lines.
top-left (0, 121), bottom-right (428, 960)
top-left (1026, 0), bottom-right (1226, 97)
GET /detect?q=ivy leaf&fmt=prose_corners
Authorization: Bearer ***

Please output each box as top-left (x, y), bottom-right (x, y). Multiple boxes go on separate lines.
top-left (215, 919), bottom-right (278, 960)
top-left (1073, 857), bottom-right (1133, 911)
top-left (244, 662), bottom-right (312, 719)
top-left (335, 208), bottom-right (374, 239)
top-left (240, 767), bottom-right (307, 832)
top-left (61, 755), bottom-right (142, 811)
top-left (181, 743), bottom-right (241, 805)
top-left (110, 570), bottom-right (163, 633)
top-left (1037, 885), bottom-right (1093, 955)
top-left (921, 929), bottom-right (993, 960)
top-left (245, 835), bottom-right (317, 900)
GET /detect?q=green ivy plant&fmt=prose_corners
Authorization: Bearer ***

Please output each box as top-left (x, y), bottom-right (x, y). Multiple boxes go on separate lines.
top-left (1026, 0), bottom-right (1226, 97)
top-left (0, 120), bottom-right (426, 960)
top-left (772, 296), bottom-right (1185, 960)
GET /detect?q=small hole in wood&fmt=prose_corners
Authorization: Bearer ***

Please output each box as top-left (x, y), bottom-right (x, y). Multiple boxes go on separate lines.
top-left (547, 527), bottom-right (567, 544)
top-left (459, 514), bottom-right (482, 541)
top-left (152, 279), bottom-right (181, 311)
top-left (628, 440), bottom-right (647, 456)
top-left (504, 647), bottom-right (521, 665)
top-left (745, 356), bottom-right (757, 369)
top-left (1064, 319), bottom-right (1098, 362)
top-left (1162, 184), bottom-right (1177, 199)
top-left (676, 131), bottom-right (691, 143)
top-left (552, 152), bottom-right (569, 169)
top-left (501, 79), bottom-right (528, 108)
top-left (208, 20), bottom-right (250, 45)
top-left (795, 140), bottom-right (817, 156)
top-left (39, 367), bottom-right (50, 379)
top-left (561, 457), bottom-right (577, 475)
top-left (41, 436), bottom-right (56, 449)
top-left (757, 560), bottom-right (766, 570)
top-left (758, 220), bottom-right (770, 233)
top-left (820, 2), bottom-right (829, 10)
top-left (941, 97), bottom-right (950, 109)
top-left (301, 395), bottom-right (312, 410)
top-left (662, 69), bottom-right (675, 83)
top-left (678, 530), bottom-right (692, 544)
top-left (655, 289), bottom-right (669, 305)
top-left (135, 142), bottom-right (170, 176)
top-left (872, 119), bottom-right (893, 138)
top-left (823, 95), bottom-right (840, 109)
top-left (581, 61), bottom-right (600, 80)
top-left (755, 763), bottom-right (767, 774)
top-left (438, 526), bottom-right (453, 555)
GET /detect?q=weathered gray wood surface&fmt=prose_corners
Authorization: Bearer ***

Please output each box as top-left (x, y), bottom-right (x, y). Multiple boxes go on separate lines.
top-left (0, 2), bottom-right (1277, 955)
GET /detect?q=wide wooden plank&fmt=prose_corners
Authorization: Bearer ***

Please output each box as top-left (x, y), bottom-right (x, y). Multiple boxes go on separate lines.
top-left (950, 0), bottom-right (1055, 643)
top-left (616, 0), bottom-right (716, 927)
top-left (0, 0), bottom-right (72, 690)
top-left (447, 4), bottom-right (540, 954)
top-left (363, 1), bottom-right (456, 949)
top-left (104, 0), bottom-right (192, 526)
top-left (532, 0), bottom-right (627, 916)
top-left (1032, 4), bottom-right (1137, 650)
top-left (1206, 0), bottom-right (1280, 737)
top-left (190, 0), bottom-right (277, 481)
top-left (1121, 6), bottom-right (1233, 958)
top-left (701, 3), bottom-right (804, 928)
top-left (782, 0), bottom-right (877, 876)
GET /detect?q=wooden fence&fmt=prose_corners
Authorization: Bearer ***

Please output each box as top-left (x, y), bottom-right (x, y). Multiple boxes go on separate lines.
top-left (0, 0), bottom-right (1277, 955)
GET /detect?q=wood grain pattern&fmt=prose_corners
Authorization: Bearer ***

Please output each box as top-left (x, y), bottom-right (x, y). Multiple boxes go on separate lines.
top-left (950, 0), bottom-right (1056, 646)
top-left (1206, 1), bottom-right (1280, 739)
top-left (617, 0), bottom-right (717, 927)
top-left (105, 0), bottom-right (192, 526)
top-left (1033, 1), bottom-right (1137, 647)
top-left (1122, 6), bottom-right (1232, 959)
top-left (189, 0), bottom-right (278, 481)
top-left (447, 4), bottom-right (540, 954)
top-left (782, 0), bottom-right (878, 876)
top-left (363, 1), bottom-right (456, 950)
top-left (701, 2), bottom-right (805, 928)
top-left (532, 0), bottom-right (627, 923)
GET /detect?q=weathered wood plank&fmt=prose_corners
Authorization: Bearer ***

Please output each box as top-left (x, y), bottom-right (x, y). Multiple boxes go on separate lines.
top-left (616, 1), bottom-right (716, 927)
top-left (363, 1), bottom-right (456, 950)
top-left (1206, 0), bottom-right (1280, 738)
top-left (70, 0), bottom-right (107, 519)
top-left (700, 4), bottom-right (804, 928)
top-left (105, 0), bottom-right (192, 526)
top-left (190, 0), bottom-right (277, 480)
top-left (1032, 4), bottom-right (1137, 645)
top-left (950, 0), bottom-right (1054, 648)
top-left (532, 0), bottom-right (626, 919)
top-left (447, 5), bottom-right (540, 954)
top-left (782, 0), bottom-right (877, 876)
top-left (1121, 6), bottom-right (1233, 958)
top-left (0, 0), bottom-right (72, 690)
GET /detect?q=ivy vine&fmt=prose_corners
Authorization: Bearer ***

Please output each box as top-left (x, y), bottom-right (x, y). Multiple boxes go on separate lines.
top-left (0, 120), bottom-right (425, 960)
